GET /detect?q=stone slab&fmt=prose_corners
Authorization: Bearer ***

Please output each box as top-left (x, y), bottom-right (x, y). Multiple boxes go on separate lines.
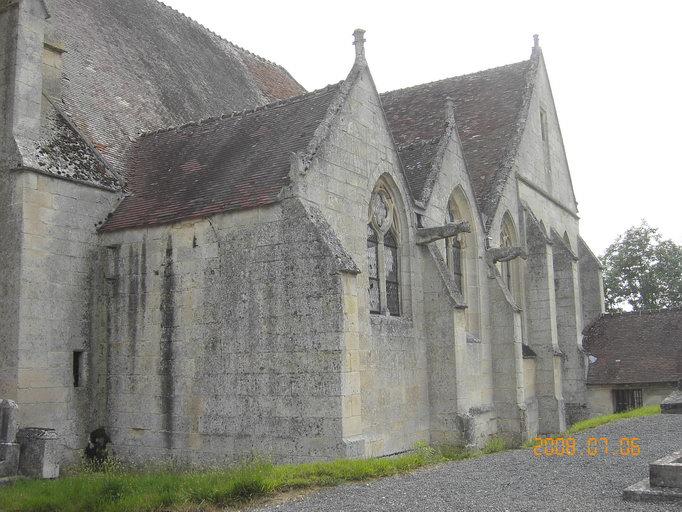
top-left (650, 451), bottom-right (682, 488)
top-left (623, 478), bottom-right (682, 503)
top-left (661, 388), bottom-right (682, 414)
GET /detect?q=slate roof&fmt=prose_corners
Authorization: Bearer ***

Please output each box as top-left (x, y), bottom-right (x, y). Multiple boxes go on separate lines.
top-left (380, 57), bottom-right (537, 221)
top-left (583, 309), bottom-right (682, 385)
top-left (44, 0), bottom-right (305, 179)
top-left (101, 84), bottom-right (342, 232)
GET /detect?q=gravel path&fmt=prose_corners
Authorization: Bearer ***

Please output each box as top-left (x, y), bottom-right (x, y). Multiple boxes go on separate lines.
top-left (255, 414), bottom-right (681, 512)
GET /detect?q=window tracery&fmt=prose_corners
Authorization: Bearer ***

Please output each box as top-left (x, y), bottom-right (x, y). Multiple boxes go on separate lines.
top-left (367, 186), bottom-right (400, 316)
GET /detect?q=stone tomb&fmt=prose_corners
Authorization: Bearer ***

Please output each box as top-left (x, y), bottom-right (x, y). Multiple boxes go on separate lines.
top-left (624, 451), bottom-right (682, 503)
top-left (661, 381), bottom-right (682, 414)
top-left (0, 399), bottom-right (60, 484)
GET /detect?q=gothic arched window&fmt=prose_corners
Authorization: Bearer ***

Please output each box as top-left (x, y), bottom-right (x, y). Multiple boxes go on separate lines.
top-left (367, 225), bottom-right (380, 314)
top-left (446, 206), bottom-right (464, 292)
top-left (384, 230), bottom-right (400, 316)
top-left (499, 213), bottom-right (518, 298)
top-left (500, 228), bottom-right (513, 291)
top-left (367, 186), bottom-right (401, 316)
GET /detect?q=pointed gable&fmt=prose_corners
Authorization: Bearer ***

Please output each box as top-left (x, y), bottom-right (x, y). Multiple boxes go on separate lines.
top-left (381, 59), bottom-right (535, 219)
top-left (45, 0), bottom-right (305, 177)
top-left (101, 84), bottom-right (341, 232)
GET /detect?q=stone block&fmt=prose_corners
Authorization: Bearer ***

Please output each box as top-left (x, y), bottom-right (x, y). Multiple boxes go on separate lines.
top-left (661, 386), bottom-right (682, 414)
top-left (0, 399), bottom-right (18, 443)
top-left (16, 427), bottom-right (59, 479)
top-left (650, 451), bottom-right (682, 489)
top-left (0, 442), bottom-right (20, 478)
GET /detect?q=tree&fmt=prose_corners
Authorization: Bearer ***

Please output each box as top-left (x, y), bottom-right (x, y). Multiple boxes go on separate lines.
top-left (601, 221), bottom-right (682, 312)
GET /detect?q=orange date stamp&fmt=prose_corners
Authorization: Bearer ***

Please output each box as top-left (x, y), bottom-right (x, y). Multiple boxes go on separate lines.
top-left (531, 436), bottom-right (641, 457)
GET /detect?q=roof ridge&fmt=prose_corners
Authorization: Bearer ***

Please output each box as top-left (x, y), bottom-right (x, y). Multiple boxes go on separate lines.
top-left (138, 82), bottom-right (343, 139)
top-left (154, 0), bottom-right (290, 72)
top-left (381, 59), bottom-right (531, 97)
top-left (478, 51), bottom-right (540, 228)
top-left (603, 307), bottom-right (682, 317)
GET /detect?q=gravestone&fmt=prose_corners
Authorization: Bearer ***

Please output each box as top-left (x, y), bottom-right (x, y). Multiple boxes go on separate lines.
top-left (661, 380), bottom-right (682, 414)
top-left (16, 427), bottom-right (60, 479)
top-left (0, 400), bottom-right (20, 478)
top-left (624, 451), bottom-right (682, 503)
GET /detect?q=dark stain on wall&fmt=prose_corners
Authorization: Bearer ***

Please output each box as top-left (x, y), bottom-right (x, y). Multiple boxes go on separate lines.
top-left (159, 235), bottom-right (175, 451)
top-left (140, 237), bottom-right (147, 313)
top-left (127, 244), bottom-right (139, 388)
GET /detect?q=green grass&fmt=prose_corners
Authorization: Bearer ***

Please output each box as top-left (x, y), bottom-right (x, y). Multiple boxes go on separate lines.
top-left (481, 436), bottom-right (507, 454)
top-left (522, 404), bottom-right (662, 447)
top-left (3, 407), bottom-right (659, 512)
top-left (0, 443), bottom-right (490, 512)
top-left (566, 404), bottom-right (661, 434)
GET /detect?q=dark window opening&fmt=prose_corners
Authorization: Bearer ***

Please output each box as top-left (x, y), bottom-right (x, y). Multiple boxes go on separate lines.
top-left (613, 389), bottom-right (642, 413)
top-left (384, 230), bottom-right (400, 316)
top-left (451, 238), bottom-right (463, 291)
top-left (367, 225), bottom-right (381, 314)
top-left (540, 108), bottom-right (549, 142)
top-left (73, 351), bottom-right (83, 388)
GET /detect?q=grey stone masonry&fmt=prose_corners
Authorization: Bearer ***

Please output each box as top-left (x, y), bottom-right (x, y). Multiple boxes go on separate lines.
top-left (578, 236), bottom-right (605, 328)
top-left (524, 212), bottom-right (566, 433)
top-left (488, 269), bottom-right (528, 444)
top-left (624, 450), bottom-right (682, 503)
top-left (0, 0), bottom-right (48, 168)
top-left (415, 221), bottom-right (470, 245)
top-left (661, 382), bottom-right (682, 414)
top-left (550, 230), bottom-right (587, 424)
top-left (16, 427), bottom-right (59, 478)
top-left (0, 399), bottom-right (20, 478)
top-left (0, 21), bottom-right (604, 466)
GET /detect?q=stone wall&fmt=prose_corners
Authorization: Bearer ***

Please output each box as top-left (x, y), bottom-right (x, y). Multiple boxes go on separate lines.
top-left (551, 231), bottom-right (588, 423)
top-left (587, 383), bottom-right (677, 416)
top-left (95, 199), bottom-right (362, 464)
top-left (578, 237), bottom-right (605, 328)
top-left (15, 172), bottom-right (117, 461)
top-left (0, 0), bottom-right (47, 166)
top-left (0, 171), bottom-right (22, 400)
top-left (419, 129), bottom-right (496, 445)
top-left (293, 67), bottom-right (432, 456)
top-left (522, 356), bottom-right (538, 433)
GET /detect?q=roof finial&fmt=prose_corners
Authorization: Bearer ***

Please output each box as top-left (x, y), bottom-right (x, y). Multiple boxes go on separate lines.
top-left (533, 34), bottom-right (539, 49)
top-left (353, 28), bottom-right (366, 63)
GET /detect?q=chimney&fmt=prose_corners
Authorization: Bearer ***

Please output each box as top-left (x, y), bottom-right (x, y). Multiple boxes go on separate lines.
top-left (353, 28), bottom-right (366, 65)
top-left (0, 0), bottom-right (49, 168)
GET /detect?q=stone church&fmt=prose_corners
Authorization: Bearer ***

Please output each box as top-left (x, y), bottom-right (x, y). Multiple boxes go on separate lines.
top-left (1, 0), bottom-right (604, 465)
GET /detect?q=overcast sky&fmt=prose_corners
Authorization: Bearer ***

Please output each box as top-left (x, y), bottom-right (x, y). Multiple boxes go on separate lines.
top-left (163, 0), bottom-right (681, 255)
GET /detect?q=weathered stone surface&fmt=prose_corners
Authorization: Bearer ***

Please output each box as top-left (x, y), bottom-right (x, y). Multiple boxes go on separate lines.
top-left (16, 427), bottom-right (59, 478)
top-left (0, 2), bottom-right (603, 466)
top-left (624, 451), bottom-right (682, 503)
top-left (0, 400), bottom-right (18, 443)
top-left (650, 451), bottom-right (682, 488)
top-left (415, 221), bottom-right (470, 245)
top-left (661, 383), bottom-right (682, 414)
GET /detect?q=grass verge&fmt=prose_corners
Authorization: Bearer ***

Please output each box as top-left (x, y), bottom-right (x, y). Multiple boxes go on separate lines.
top-left (566, 404), bottom-right (661, 434)
top-left (522, 404), bottom-right (662, 447)
top-left (0, 440), bottom-right (509, 512)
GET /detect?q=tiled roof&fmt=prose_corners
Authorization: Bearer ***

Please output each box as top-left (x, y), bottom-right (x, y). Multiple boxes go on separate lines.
top-left (381, 58), bottom-right (536, 220)
top-left (584, 309), bottom-right (682, 385)
top-left (44, 0), bottom-right (305, 179)
top-left (101, 84), bottom-right (342, 232)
